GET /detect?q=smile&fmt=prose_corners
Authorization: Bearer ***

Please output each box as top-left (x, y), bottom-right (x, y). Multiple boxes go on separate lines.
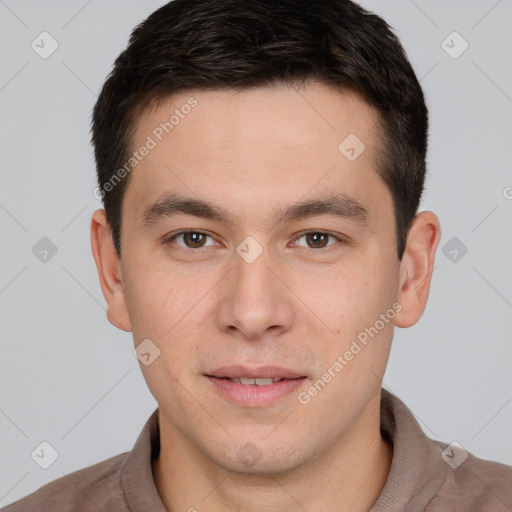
top-left (205, 366), bottom-right (307, 406)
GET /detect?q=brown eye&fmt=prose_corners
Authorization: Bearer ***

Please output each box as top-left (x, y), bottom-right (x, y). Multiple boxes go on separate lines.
top-left (295, 232), bottom-right (339, 249)
top-left (167, 231), bottom-right (215, 249)
top-left (306, 233), bottom-right (329, 248)
top-left (182, 232), bottom-right (207, 248)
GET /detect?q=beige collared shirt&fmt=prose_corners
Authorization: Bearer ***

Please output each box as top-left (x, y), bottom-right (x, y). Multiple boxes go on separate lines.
top-left (4, 389), bottom-right (512, 511)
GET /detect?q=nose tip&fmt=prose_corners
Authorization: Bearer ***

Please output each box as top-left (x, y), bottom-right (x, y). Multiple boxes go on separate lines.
top-left (226, 321), bottom-right (281, 340)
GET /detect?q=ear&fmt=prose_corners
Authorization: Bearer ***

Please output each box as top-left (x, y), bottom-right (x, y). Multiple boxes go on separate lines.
top-left (395, 211), bottom-right (441, 328)
top-left (90, 209), bottom-right (132, 332)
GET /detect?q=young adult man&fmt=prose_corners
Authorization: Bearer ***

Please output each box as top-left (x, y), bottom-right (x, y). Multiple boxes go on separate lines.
top-left (5, 0), bottom-right (512, 510)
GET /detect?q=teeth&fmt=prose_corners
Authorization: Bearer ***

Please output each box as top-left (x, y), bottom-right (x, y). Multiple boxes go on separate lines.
top-left (255, 378), bottom-right (274, 386)
top-left (229, 377), bottom-right (280, 385)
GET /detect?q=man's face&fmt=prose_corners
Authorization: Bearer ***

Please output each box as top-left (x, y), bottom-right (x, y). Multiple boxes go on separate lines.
top-left (118, 83), bottom-right (402, 473)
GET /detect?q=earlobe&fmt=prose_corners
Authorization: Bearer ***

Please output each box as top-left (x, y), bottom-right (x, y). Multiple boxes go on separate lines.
top-left (90, 209), bottom-right (132, 332)
top-left (395, 211), bottom-right (441, 328)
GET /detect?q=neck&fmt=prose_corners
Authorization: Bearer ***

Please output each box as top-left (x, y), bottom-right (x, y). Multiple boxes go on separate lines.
top-left (152, 392), bottom-right (392, 512)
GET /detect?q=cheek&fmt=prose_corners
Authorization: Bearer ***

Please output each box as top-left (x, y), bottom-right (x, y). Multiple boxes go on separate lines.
top-left (301, 261), bottom-right (377, 323)
top-left (302, 249), bottom-right (398, 349)
top-left (121, 258), bottom-right (177, 339)
top-left (121, 256), bottom-right (212, 364)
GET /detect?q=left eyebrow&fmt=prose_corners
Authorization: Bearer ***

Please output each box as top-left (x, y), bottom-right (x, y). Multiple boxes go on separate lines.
top-left (274, 193), bottom-right (369, 226)
top-left (142, 191), bottom-right (369, 228)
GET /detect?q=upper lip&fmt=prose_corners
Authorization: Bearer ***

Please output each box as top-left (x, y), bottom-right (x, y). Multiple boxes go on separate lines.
top-left (206, 365), bottom-right (305, 380)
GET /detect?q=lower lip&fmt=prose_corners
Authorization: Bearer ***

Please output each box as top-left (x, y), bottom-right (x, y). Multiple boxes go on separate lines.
top-left (206, 376), bottom-right (307, 407)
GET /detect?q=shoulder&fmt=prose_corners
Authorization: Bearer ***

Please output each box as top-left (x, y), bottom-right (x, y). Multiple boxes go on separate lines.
top-left (2, 452), bottom-right (129, 512)
top-left (428, 441), bottom-right (512, 511)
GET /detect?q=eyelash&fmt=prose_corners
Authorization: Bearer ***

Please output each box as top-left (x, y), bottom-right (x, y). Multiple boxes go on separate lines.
top-left (163, 229), bottom-right (345, 251)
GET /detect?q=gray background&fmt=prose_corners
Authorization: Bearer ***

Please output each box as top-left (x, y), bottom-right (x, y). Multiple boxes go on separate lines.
top-left (1, 0), bottom-right (511, 506)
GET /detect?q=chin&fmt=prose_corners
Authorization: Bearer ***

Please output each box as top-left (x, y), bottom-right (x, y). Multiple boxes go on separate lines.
top-left (210, 438), bottom-right (310, 477)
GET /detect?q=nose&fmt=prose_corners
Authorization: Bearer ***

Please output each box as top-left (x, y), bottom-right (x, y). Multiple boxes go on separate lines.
top-left (214, 245), bottom-right (295, 341)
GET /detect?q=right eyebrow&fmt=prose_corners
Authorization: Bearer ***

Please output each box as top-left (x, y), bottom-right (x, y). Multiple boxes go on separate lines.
top-left (142, 192), bottom-right (237, 227)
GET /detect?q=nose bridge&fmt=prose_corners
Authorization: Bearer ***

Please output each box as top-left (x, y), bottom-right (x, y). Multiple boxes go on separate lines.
top-left (215, 241), bottom-right (294, 339)
top-left (236, 249), bottom-right (272, 298)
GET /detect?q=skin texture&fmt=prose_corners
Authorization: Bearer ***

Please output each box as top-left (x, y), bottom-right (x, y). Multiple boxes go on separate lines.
top-left (91, 83), bottom-right (441, 512)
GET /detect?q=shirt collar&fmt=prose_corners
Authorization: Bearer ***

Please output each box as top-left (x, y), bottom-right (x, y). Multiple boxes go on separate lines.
top-left (120, 388), bottom-right (447, 511)
top-left (121, 407), bottom-right (166, 511)
top-left (370, 388), bottom-right (447, 511)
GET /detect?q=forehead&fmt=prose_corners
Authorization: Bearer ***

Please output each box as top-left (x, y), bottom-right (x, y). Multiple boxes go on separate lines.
top-left (124, 83), bottom-right (389, 228)
top-left (134, 83), bottom-right (379, 152)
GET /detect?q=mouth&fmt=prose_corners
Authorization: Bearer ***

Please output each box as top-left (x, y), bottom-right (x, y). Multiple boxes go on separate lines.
top-left (205, 366), bottom-right (307, 406)
top-left (213, 376), bottom-right (288, 385)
